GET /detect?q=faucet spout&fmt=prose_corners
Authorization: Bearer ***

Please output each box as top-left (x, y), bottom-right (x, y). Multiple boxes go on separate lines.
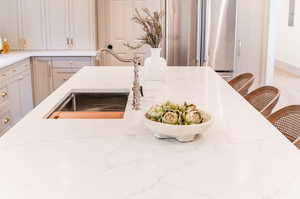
top-left (97, 48), bottom-right (142, 111)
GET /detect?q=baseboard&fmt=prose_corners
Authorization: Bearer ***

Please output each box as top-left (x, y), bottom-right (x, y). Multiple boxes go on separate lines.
top-left (275, 60), bottom-right (300, 76)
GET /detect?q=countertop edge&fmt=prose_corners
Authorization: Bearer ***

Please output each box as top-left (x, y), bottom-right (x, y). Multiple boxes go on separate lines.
top-left (0, 50), bottom-right (98, 69)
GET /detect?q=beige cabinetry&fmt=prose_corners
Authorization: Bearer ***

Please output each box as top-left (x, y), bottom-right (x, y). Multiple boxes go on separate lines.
top-left (32, 56), bottom-right (94, 105)
top-left (19, 0), bottom-right (47, 49)
top-left (0, 0), bottom-right (21, 49)
top-left (0, 59), bottom-right (33, 136)
top-left (52, 57), bottom-right (95, 90)
top-left (31, 57), bottom-right (53, 106)
top-left (46, 0), bottom-right (96, 50)
top-left (0, 0), bottom-right (96, 50)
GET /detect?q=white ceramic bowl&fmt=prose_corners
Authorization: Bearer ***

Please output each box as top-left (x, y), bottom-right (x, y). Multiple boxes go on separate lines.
top-left (144, 111), bottom-right (214, 142)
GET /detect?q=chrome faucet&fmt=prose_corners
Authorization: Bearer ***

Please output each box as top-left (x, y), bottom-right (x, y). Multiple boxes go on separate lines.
top-left (97, 48), bottom-right (142, 111)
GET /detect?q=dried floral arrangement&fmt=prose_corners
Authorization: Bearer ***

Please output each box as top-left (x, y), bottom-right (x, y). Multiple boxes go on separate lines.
top-left (125, 8), bottom-right (164, 49)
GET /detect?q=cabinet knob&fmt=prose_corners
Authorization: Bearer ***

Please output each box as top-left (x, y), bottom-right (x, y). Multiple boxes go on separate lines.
top-left (3, 117), bottom-right (10, 124)
top-left (1, 92), bottom-right (8, 97)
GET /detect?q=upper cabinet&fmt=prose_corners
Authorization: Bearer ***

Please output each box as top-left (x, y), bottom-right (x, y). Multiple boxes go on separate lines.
top-left (19, 0), bottom-right (47, 49)
top-left (46, 0), bottom-right (96, 50)
top-left (69, 0), bottom-right (96, 50)
top-left (0, 0), bottom-right (21, 49)
top-left (45, 0), bottom-right (70, 49)
top-left (0, 0), bottom-right (96, 50)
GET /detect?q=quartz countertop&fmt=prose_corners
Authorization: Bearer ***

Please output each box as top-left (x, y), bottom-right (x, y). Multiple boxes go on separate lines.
top-left (0, 50), bottom-right (97, 69)
top-left (0, 67), bottom-right (300, 199)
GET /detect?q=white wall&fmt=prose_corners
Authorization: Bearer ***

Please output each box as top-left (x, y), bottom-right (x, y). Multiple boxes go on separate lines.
top-left (276, 0), bottom-right (300, 68)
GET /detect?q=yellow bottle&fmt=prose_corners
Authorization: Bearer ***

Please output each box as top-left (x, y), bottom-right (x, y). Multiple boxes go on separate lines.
top-left (2, 38), bottom-right (10, 54)
top-left (0, 37), bottom-right (3, 54)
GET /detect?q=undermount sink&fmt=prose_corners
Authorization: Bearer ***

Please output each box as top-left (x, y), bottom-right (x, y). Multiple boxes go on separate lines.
top-left (47, 90), bottom-right (129, 119)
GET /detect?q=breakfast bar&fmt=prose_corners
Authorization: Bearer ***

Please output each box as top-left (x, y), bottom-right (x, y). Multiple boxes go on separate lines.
top-left (0, 67), bottom-right (300, 198)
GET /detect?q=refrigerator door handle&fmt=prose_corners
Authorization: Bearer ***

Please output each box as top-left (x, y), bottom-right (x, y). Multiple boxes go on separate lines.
top-left (237, 40), bottom-right (242, 57)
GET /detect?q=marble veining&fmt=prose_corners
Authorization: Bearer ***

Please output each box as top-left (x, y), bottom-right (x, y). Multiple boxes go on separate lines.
top-left (0, 67), bottom-right (299, 199)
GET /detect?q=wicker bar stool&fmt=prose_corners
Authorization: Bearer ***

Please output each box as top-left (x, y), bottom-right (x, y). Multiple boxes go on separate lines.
top-left (268, 105), bottom-right (300, 146)
top-left (294, 137), bottom-right (300, 149)
top-left (245, 86), bottom-right (280, 117)
top-left (228, 73), bottom-right (255, 96)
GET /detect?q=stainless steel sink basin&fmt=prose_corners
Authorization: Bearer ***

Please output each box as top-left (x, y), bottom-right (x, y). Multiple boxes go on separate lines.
top-left (47, 91), bottom-right (129, 119)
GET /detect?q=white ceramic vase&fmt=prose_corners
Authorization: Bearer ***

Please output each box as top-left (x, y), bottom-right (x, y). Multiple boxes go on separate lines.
top-left (143, 48), bottom-right (167, 82)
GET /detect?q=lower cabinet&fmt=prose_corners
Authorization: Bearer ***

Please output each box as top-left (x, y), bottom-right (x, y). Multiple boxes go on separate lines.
top-left (19, 70), bottom-right (34, 116)
top-left (0, 56), bottom-right (95, 136)
top-left (32, 57), bottom-right (53, 106)
top-left (32, 56), bottom-right (95, 105)
top-left (52, 69), bottom-right (77, 90)
top-left (0, 58), bottom-right (33, 136)
top-left (7, 75), bottom-right (22, 123)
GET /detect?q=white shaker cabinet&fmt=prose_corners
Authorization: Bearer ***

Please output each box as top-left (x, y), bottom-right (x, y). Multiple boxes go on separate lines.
top-left (69, 0), bottom-right (96, 50)
top-left (0, 0), bottom-right (96, 50)
top-left (19, 0), bottom-right (47, 49)
top-left (45, 0), bottom-right (96, 50)
top-left (0, 0), bottom-right (21, 49)
top-left (45, 0), bottom-right (70, 50)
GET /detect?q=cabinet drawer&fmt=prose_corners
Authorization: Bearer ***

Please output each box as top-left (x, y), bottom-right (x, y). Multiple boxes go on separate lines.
top-left (52, 57), bottom-right (92, 68)
top-left (2, 59), bottom-right (31, 82)
top-left (0, 110), bottom-right (13, 132)
top-left (53, 69), bottom-right (76, 90)
top-left (10, 59), bottom-right (31, 75)
top-left (0, 87), bottom-right (9, 106)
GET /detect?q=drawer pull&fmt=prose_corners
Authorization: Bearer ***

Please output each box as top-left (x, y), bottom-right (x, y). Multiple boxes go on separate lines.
top-left (1, 92), bottom-right (8, 97)
top-left (3, 117), bottom-right (10, 124)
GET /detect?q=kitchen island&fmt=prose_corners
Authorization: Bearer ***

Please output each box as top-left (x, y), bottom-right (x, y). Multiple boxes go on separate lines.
top-left (0, 67), bottom-right (300, 198)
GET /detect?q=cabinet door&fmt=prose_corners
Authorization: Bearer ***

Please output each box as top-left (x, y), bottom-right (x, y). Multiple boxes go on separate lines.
top-left (53, 69), bottom-right (76, 90)
top-left (7, 76), bottom-right (22, 123)
top-left (32, 57), bottom-right (53, 106)
top-left (45, 0), bottom-right (70, 49)
top-left (70, 0), bottom-right (96, 50)
top-left (19, 71), bottom-right (34, 117)
top-left (0, 110), bottom-right (14, 137)
top-left (235, 0), bottom-right (268, 86)
top-left (20, 0), bottom-right (47, 49)
top-left (0, 0), bottom-right (21, 49)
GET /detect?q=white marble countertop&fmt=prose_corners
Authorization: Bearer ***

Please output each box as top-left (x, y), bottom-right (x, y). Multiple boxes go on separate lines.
top-left (0, 67), bottom-right (300, 199)
top-left (0, 50), bottom-right (97, 69)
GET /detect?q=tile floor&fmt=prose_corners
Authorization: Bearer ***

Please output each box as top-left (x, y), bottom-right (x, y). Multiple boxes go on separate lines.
top-left (272, 67), bottom-right (300, 111)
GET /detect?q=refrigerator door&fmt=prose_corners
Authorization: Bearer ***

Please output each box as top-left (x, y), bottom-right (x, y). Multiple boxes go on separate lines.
top-left (204, 0), bottom-right (237, 72)
top-left (166, 0), bottom-right (198, 66)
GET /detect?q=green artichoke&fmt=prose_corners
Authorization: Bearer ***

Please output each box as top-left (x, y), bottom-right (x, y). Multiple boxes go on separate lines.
top-left (146, 101), bottom-right (204, 125)
top-left (183, 110), bottom-right (203, 125)
top-left (162, 111), bottom-right (179, 125)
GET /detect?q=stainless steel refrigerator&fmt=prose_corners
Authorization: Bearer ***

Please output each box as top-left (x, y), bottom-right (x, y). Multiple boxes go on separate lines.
top-left (166, 0), bottom-right (237, 77)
